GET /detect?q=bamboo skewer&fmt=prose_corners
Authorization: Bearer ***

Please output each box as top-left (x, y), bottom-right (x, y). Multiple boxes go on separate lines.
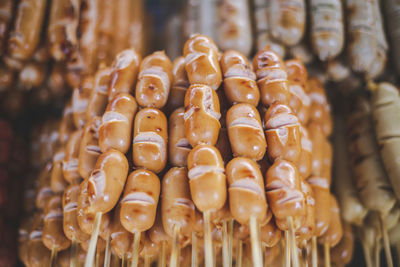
top-left (85, 212), bottom-right (102, 267)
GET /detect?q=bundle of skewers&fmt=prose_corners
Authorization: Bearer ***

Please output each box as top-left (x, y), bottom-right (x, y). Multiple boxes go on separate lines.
top-left (16, 33), bottom-right (353, 267)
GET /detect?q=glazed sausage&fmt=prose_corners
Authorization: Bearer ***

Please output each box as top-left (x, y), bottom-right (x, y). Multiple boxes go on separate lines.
top-left (308, 123), bottom-right (325, 180)
top-left (51, 147), bottom-right (68, 193)
top-left (79, 0), bottom-right (99, 74)
top-left (36, 166), bottom-right (55, 210)
top-left (215, 0), bottom-right (253, 57)
top-left (62, 184), bottom-right (90, 243)
top-left (78, 116), bottom-right (101, 179)
top-left (0, 0), bottom-right (13, 55)
top-left (296, 179), bottom-right (315, 242)
top-left (135, 51), bottom-right (172, 108)
top-left (297, 125), bottom-right (312, 179)
top-left (59, 102), bottom-right (75, 145)
top-left (161, 167), bottom-right (195, 241)
top-left (28, 213), bottom-right (51, 267)
top-left (86, 66), bottom-right (111, 120)
top-left (253, 0), bottom-right (286, 58)
top-left (269, 0), bottom-right (306, 46)
top-left (148, 209), bottom-right (171, 245)
top-left (76, 206), bottom-right (111, 236)
top-left (345, 0), bottom-right (377, 73)
top-left (333, 115), bottom-right (367, 226)
top-left (169, 108), bottom-right (191, 167)
top-left (371, 82), bottom-right (400, 199)
top-left (184, 84), bottom-right (221, 147)
top-left (226, 104), bottom-right (266, 161)
top-left (99, 93), bottom-right (137, 153)
top-left (62, 130), bottom-right (82, 184)
top-left (110, 205), bottom-right (135, 259)
top-left (48, 0), bottom-right (80, 61)
top-left (264, 103), bottom-right (302, 164)
top-left (308, 77), bottom-right (332, 137)
top-left (165, 57), bottom-right (189, 113)
top-left (108, 48), bottom-right (141, 100)
top-left (252, 48), bottom-right (290, 107)
top-left (7, 0), bottom-right (47, 60)
top-left (331, 223), bottom-right (354, 265)
top-left (285, 59), bottom-right (311, 125)
top-left (265, 159), bottom-right (306, 230)
top-left (260, 219), bottom-right (282, 248)
top-left (72, 75), bottom-right (93, 129)
top-left (220, 50), bottom-right (259, 106)
top-left (187, 144), bottom-right (227, 212)
top-left (78, 149), bottom-right (129, 215)
top-left (226, 157), bottom-right (267, 224)
top-left (215, 126), bottom-right (233, 166)
top-left (183, 34), bottom-right (222, 90)
top-left (42, 195), bottom-right (71, 251)
top-left (120, 169), bottom-right (160, 233)
top-left (18, 217), bottom-right (32, 266)
top-left (19, 62), bottom-right (46, 89)
top-left (309, 0), bottom-right (344, 61)
top-left (132, 108), bottom-right (167, 173)
top-left (308, 176), bottom-right (330, 236)
top-left (318, 194), bottom-right (343, 247)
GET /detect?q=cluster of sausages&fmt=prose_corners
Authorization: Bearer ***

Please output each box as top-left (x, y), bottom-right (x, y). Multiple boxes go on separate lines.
top-left (0, 0), bottom-right (145, 116)
top-left (16, 33), bottom-right (355, 267)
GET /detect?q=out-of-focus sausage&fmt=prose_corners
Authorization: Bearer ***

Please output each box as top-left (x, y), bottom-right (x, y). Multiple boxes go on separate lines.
top-left (183, 34), bottom-right (222, 90)
top-left (51, 147), bottom-right (68, 193)
top-left (0, 0), bottom-right (13, 55)
top-left (28, 213), bottom-right (51, 267)
top-left (331, 223), bottom-right (354, 265)
top-left (59, 102), bottom-right (76, 145)
top-left (215, 0), bottom-right (253, 57)
top-left (99, 93), bottom-right (137, 153)
top-left (220, 50), bottom-right (259, 106)
top-left (7, 0), bottom-right (47, 60)
top-left (135, 51), bottom-right (172, 108)
top-left (226, 104), bottom-right (266, 161)
top-left (78, 116), bottom-right (101, 179)
top-left (86, 66), bottom-right (111, 120)
top-left (269, 0), bottom-right (306, 46)
top-left (184, 84), bottom-right (221, 147)
top-left (260, 219), bottom-right (282, 248)
top-left (19, 62), bottom-right (46, 89)
top-left (318, 195), bottom-right (343, 247)
top-left (169, 108), bottom-right (191, 167)
top-left (308, 176), bottom-right (331, 236)
top-left (72, 75), bottom-right (93, 129)
top-left (187, 144), bottom-right (227, 212)
top-left (296, 179), bottom-right (315, 242)
top-left (120, 169), bottom-right (160, 233)
top-left (132, 108), bottom-right (167, 173)
top-left (309, 0), bottom-right (344, 61)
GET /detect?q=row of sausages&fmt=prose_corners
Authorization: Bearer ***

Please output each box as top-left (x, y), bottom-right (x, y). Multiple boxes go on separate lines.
top-left (18, 34), bottom-right (351, 267)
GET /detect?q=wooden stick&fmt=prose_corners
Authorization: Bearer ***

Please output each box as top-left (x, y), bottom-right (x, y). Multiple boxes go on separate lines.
top-left (396, 244), bottom-right (400, 267)
top-left (285, 231), bottom-right (290, 267)
top-left (104, 235), bottom-right (111, 267)
top-left (360, 240), bottom-right (373, 267)
top-left (170, 224), bottom-right (181, 267)
top-left (121, 255), bottom-right (125, 267)
top-left (288, 217), bottom-right (299, 267)
top-left (130, 231), bottom-right (141, 267)
top-left (249, 216), bottom-right (263, 267)
top-left (144, 255), bottom-right (150, 267)
top-left (192, 232), bottom-right (198, 267)
top-left (324, 243), bottom-right (330, 267)
top-left (203, 211), bottom-right (214, 267)
top-left (379, 214), bottom-right (394, 267)
top-left (236, 239), bottom-right (243, 267)
top-left (50, 247), bottom-right (58, 267)
top-left (96, 252), bottom-right (100, 267)
top-left (301, 241), bottom-right (308, 267)
top-left (85, 212), bottom-right (102, 267)
top-left (222, 220), bottom-right (229, 267)
top-left (159, 240), bottom-right (166, 267)
top-left (70, 238), bottom-right (78, 267)
top-left (374, 239), bottom-right (381, 267)
top-left (311, 236), bottom-right (317, 267)
top-left (228, 219), bottom-right (234, 267)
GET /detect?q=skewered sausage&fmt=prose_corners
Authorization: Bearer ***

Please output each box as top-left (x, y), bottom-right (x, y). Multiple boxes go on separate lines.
top-left (78, 117), bottom-right (101, 179)
top-left (183, 34), bottom-right (222, 90)
top-left (169, 107), bottom-right (191, 167)
top-left (135, 51), bottom-right (172, 108)
top-left (184, 84), bottom-right (221, 147)
top-left (51, 147), bottom-right (68, 193)
top-left (296, 179), bottom-right (315, 242)
top-left (99, 93), bottom-right (137, 153)
top-left (318, 194), bottom-right (343, 247)
top-left (62, 130), bottom-right (82, 184)
top-left (165, 56), bottom-right (189, 113)
top-left (0, 0), bottom-right (13, 55)
top-left (226, 104), bottom-right (266, 161)
top-left (308, 176), bottom-right (330, 236)
top-left (59, 102), bottom-right (76, 145)
top-left (331, 223), bottom-right (354, 265)
top-left (220, 50), bottom-right (259, 106)
top-left (86, 66), bottom-right (111, 120)
top-left (72, 76), bottom-right (93, 129)
top-left (132, 108), bottom-right (167, 173)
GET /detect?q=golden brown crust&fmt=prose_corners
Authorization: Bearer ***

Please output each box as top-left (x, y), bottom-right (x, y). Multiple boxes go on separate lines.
top-left (168, 107), bottom-right (191, 167)
top-left (78, 116), bottom-right (101, 179)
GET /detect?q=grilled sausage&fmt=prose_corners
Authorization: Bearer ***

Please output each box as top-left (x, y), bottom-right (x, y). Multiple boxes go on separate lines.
top-left (7, 0), bottom-right (47, 60)
top-left (308, 176), bottom-right (330, 236)
top-left (161, 167), bottom-right (195, 241)
top-left (215, 0), bottom-right (253, 57)
top-left (62, 130), bottom-right (82, 184)
top-left (252, 48), bottom-right (290, 107)
top-left (187, 144), bottom-right (227, 212)
top-left (265, 159), bottom-right (306, 230)
top-left (59, 102), bottom-right (76, 145)
top-left (108, 48), bottom-right (141, 100)
top-left (86, 66), bottom-right (111, 120)
top-left (226, 157), bottom-right (267, 224)
top-left (309, 0), bottom-right (344, 61)
top-left (135, 51), bottom-right (172, 108)
top-left (184, 84), bottom-right (221, 147)
top-left (183, 34), bottom-right (222, 90)
top-left (110, 205), bottom-right (135, 259)
top-left (72, 75), bottom-right (93, 129)
top-left (132, 108), bottom-right (168, 173)
top-left (120, 169), bottom-right (160, 233)
top-left (51, 147), bottom-right (68, 193)
top-left (318, 194), bottom-right (343, 247)
top-left (28, 213), bottom-right (51, 267)
top-left (297, 125), bottom-right (312, 179)
top-left (99, 93), bottom-right (138, 153)
top-left (220, 50), bottom-right (259, 106)
top-left (308, 77), bottom-right (332, 137)
top-left (260, 218), bottom-right (282, 248)
top-left (78, 116), bottom-right (101, 179)
top-left (226, 104), bottom-right (266, 161)
top-left (296, 179), bottom-right (315, 242)
top-left (169, 107), bottom-right (191, 167)
top-left (331, 223), bottom-right (355, 265)
top-left (165, 57), bottom-right (190, 114)
top-left (269, 0), bottom-right (306, 46)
